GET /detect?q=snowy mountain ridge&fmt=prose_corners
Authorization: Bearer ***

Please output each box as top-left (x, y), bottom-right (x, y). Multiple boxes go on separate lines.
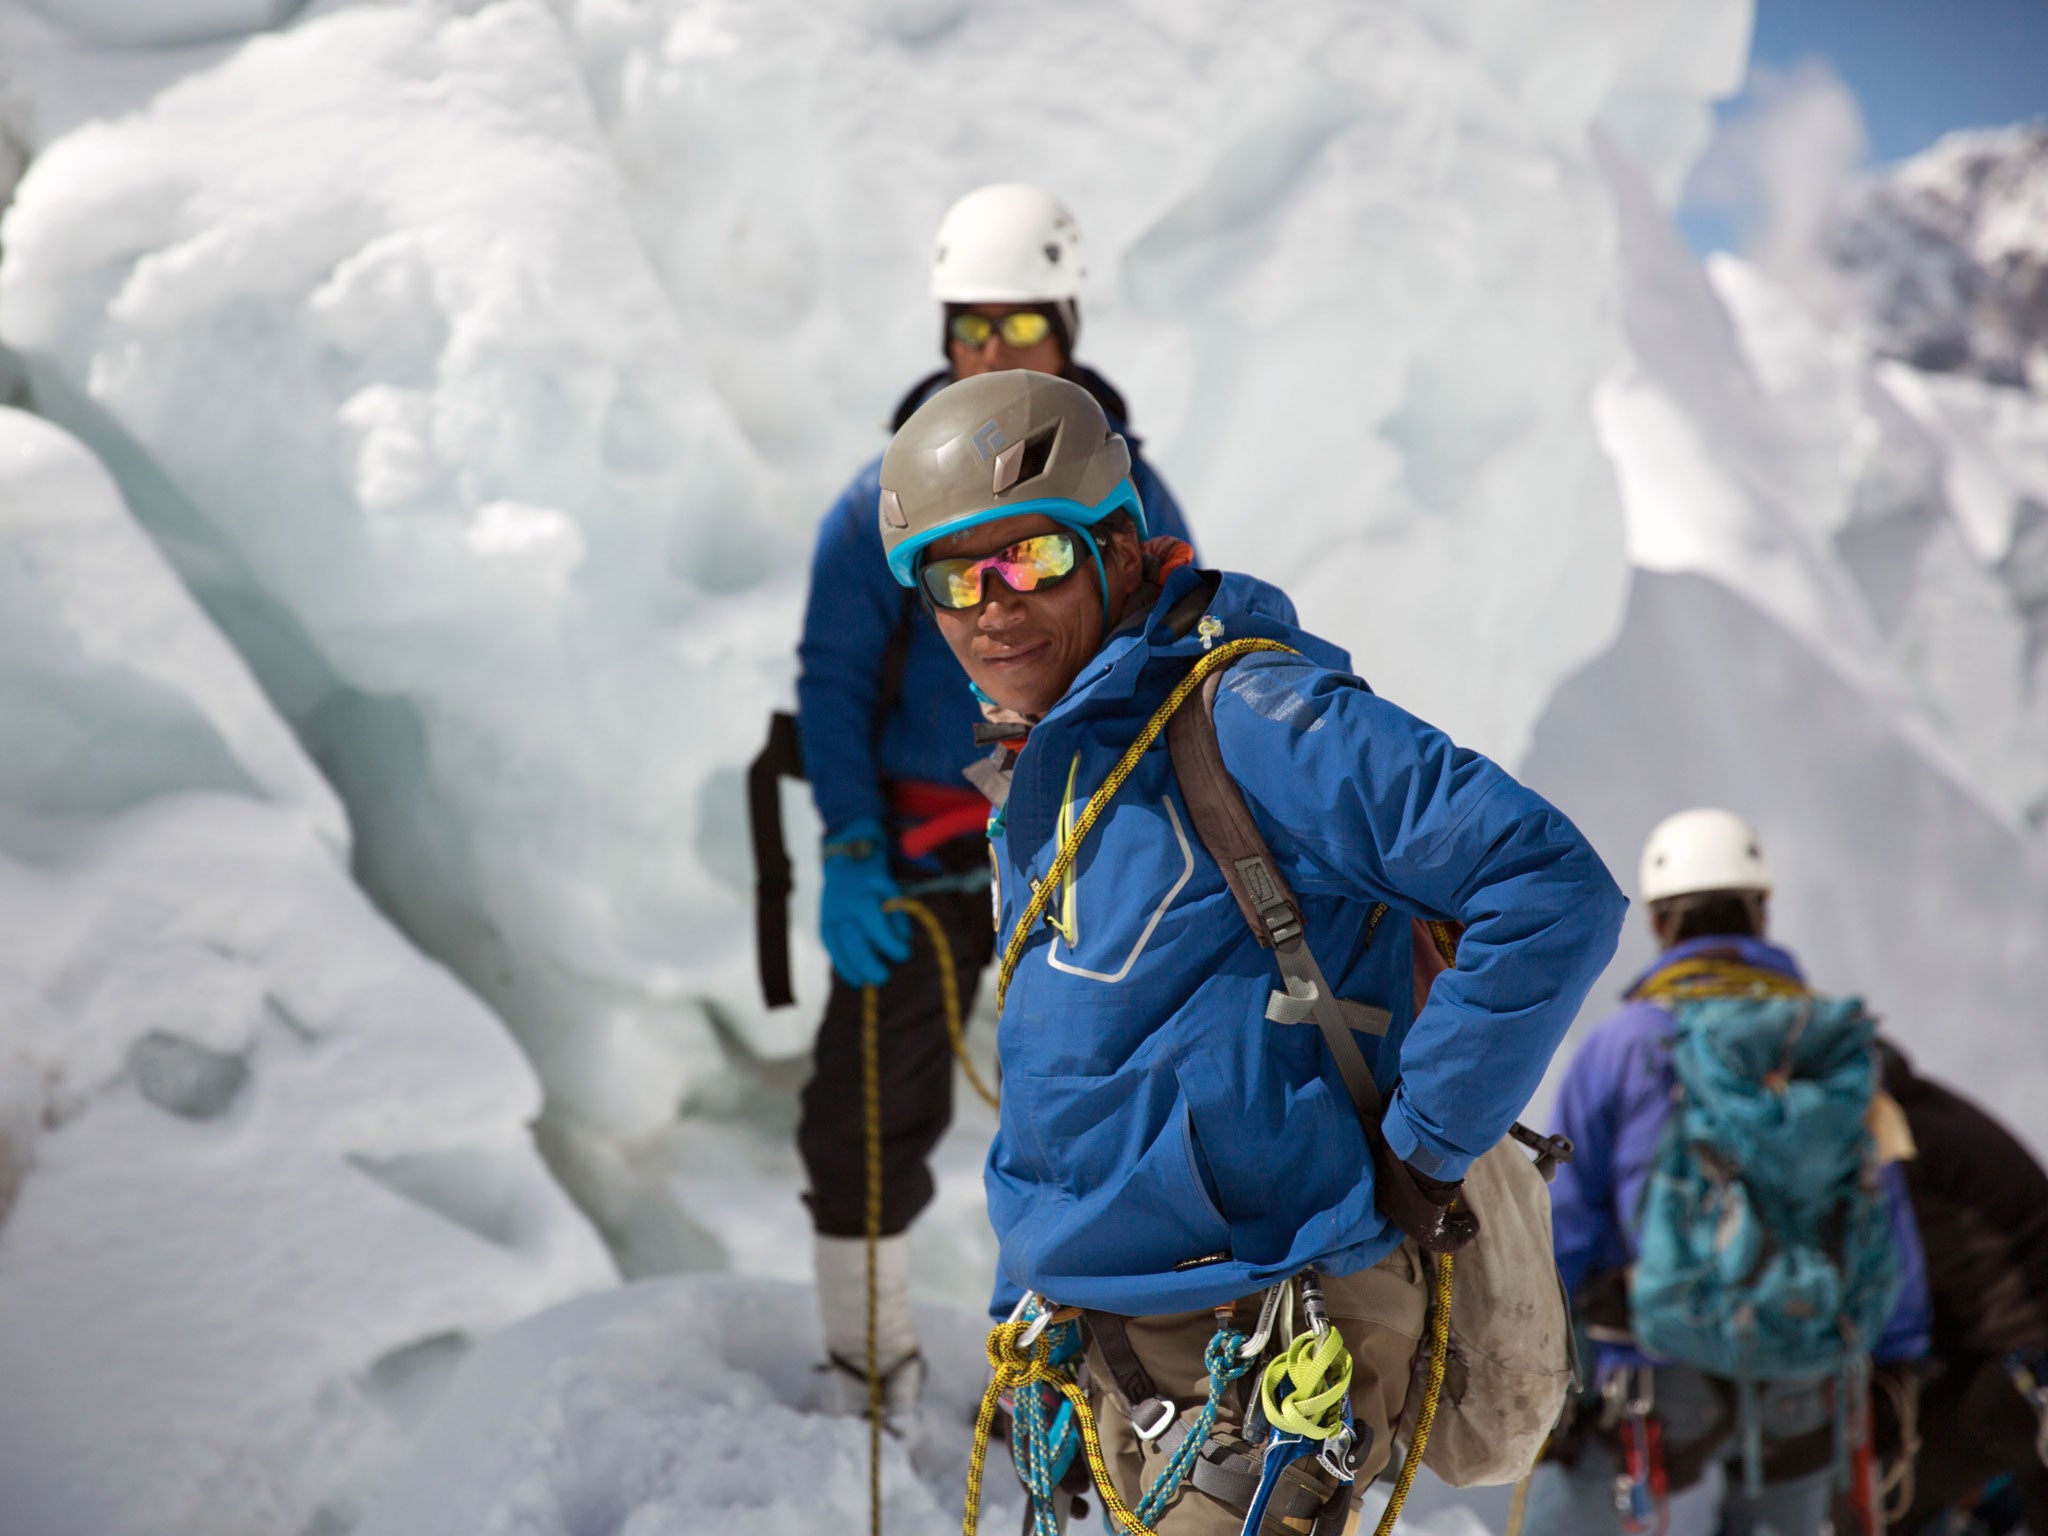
top-left (1824, 121), bottom-right (2048, 389)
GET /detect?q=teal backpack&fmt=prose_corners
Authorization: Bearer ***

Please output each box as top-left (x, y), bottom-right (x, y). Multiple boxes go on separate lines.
top-left (1628, 994), bottom-right (1901, 1490)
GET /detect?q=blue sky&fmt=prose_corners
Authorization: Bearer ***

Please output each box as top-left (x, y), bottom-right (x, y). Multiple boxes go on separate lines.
top-left (1679, 0), bottom-right (2048, 253)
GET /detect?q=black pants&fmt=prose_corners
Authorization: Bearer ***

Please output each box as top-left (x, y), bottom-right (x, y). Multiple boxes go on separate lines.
top-left (797, 875), bottom-right (995, 1238)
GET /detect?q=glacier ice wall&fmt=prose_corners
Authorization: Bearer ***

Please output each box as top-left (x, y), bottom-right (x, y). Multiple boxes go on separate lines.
top-left (0, 406), bottom-right (613, 1536)
top-left (1526, 133), bottom-right (2048, 1155)
top-left (0, 0), bottom-right (1752, 1263)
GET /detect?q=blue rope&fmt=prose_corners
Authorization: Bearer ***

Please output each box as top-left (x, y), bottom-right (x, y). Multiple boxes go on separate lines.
top-left (1014, 1317), bottom-right (1084, 1536)
top-left (1132, 1328), bottom-right (1254, 1527)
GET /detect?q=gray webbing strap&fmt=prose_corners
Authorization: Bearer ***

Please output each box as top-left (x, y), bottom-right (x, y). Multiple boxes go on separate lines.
top-left (1165, 668), bottom-right (1389, 1129)
top-left (1268, 932), bottom-right (1387, 1124)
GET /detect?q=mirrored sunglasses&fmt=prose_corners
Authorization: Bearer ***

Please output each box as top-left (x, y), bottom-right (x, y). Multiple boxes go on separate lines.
top-left (947, 310), bottom-right (1055, 351)
top-left (920, 531), bottom-right (1079, 610)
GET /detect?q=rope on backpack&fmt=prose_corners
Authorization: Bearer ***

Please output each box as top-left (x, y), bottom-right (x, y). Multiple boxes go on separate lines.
top-left (994, 637), bottom-right (1300, 1015)
top-left (1373, 1245), bottom-right (1455, 1536)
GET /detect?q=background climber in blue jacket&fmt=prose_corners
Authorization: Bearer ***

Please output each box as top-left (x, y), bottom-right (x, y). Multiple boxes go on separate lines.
top-left (875, 368), bottom-right (1625, 1534)
top-left (1527, 808), bottom-right (1932, 1536)
top-left (793, 183), bottom-right (1191, 1424)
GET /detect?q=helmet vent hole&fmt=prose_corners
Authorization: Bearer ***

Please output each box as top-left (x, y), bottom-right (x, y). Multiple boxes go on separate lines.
top-left (1016, 425), bottom-right (1057, 485)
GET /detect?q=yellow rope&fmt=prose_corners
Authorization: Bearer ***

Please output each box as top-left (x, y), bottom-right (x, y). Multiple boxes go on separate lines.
top-left (861, 982), bottom-right (884, 1536)
top-left (1502, 1468), bottom-right (1533, 1536)
top-left (858, 896), bottom-right (997, 1536)
top-left (965, 1319), bottom-right (1166, 1536)
top-left (993, 638), bottom-right (1299, 1015)
top-left (1374, 1246), bottom-right (1455, 1536)
top-left (884, 897), bottom-right (997, 1111)
top-left (1630, 955), bottom-right (1806, 1003)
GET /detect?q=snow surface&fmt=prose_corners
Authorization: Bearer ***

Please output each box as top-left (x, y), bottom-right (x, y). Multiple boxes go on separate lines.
top-left (354, 1274), bottom-right (1512, 1536)
top-left (0, 406), bottom-right (613, 1536)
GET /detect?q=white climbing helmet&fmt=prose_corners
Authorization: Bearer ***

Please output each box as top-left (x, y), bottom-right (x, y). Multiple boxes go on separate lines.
top-left (930, 183), bottom-right (1086, 304)
top-left (1638, 808), bottom-right (1774, 904)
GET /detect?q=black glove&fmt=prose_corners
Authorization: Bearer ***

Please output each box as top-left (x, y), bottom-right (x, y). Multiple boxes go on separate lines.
top-left (1371, 1132), bottom-right (1480, 1254)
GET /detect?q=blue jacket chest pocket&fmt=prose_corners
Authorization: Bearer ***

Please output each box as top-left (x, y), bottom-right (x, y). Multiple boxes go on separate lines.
top-left (1036, 793), bottom-right (1215, 981)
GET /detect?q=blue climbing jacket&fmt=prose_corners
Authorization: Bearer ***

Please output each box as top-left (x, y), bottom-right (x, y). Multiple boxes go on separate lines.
top-left (795, 373), bottom-right (1189, 843)
top-left (984, 564), bottom-right (1627, 1318)
top-left (1547, 937), bottom-right (1932, 1375)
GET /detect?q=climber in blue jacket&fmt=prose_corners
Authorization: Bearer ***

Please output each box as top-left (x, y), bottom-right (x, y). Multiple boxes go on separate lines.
top-left (874, 366), bottom-right (1624, 1532)
top-left (793, 184), bottom-right (1190, 1426)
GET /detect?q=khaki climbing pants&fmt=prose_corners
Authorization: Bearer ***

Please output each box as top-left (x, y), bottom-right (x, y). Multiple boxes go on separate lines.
top-left (1083, 1241), bottom-right (1430, 1536)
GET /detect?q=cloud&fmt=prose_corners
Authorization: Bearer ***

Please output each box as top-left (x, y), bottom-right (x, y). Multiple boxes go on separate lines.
top-left (1683, 57), bottom-right (1869, 310)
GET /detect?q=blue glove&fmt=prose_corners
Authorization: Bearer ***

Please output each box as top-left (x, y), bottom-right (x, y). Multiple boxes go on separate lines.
top-left (820, 817), bottom-right (912, 988)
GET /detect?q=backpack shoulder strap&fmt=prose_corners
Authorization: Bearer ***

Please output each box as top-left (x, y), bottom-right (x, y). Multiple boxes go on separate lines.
top-left (1165, 661), bottom-right (1391, 1129)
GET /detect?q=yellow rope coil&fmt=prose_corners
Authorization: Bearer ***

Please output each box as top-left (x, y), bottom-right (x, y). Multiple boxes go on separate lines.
top-left (993, 638), bottom-right (1299, 1015)
top-left (1373, 1246), bottom-right (1455, 1536)
top-left (966, 1320), bottom-right (1166, 1536)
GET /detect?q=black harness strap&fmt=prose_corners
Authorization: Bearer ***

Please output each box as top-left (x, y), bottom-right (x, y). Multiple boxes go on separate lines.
top-left (1080, 1311), bottom-right (1175, 1439)
top-left (748, 711), bottom-right (805, 1009)
top-left (750, 592), bottom-right (921, 1010)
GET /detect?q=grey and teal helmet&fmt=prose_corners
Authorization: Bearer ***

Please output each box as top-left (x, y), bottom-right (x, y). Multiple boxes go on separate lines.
top-left (878, 371), bottom-right (1147, 599)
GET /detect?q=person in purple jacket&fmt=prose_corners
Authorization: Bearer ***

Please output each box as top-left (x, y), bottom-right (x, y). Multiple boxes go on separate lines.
top-left (1523, 808), bottom-right (1931, 1536)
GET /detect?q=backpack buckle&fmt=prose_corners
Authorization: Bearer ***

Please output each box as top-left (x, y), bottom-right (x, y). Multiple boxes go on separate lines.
top-left (1258, 900), bottom-right (1303, 947)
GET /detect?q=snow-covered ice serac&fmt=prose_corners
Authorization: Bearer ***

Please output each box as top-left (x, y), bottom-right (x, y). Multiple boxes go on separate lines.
top-left (0, 0), bottom-right (1755, 1271)
top-left (0, 407), bottom-right (613, 1536)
